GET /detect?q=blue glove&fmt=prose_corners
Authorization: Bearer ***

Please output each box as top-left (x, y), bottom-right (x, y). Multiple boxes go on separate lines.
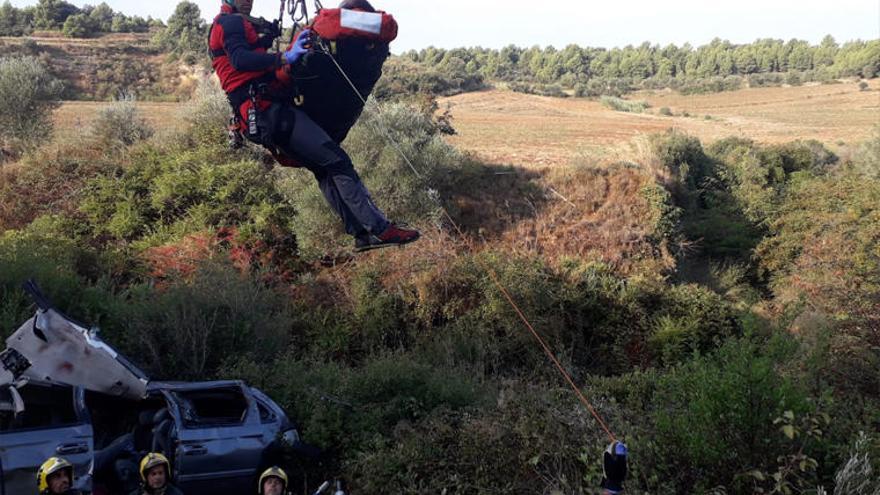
top-left (284, 29), bottom-right (312, 65)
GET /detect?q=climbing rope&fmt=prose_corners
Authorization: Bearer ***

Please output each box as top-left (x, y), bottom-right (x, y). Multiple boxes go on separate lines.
top-left (314, 42), bottom-right (618, 443)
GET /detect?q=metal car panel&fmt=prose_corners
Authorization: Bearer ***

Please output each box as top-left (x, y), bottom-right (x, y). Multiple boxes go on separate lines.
top-left (2, 309), bottom-right (148, 399)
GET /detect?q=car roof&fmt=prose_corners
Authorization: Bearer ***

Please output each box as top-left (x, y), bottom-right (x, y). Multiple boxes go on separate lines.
top-left (146, 380), bottom-right (246, 392)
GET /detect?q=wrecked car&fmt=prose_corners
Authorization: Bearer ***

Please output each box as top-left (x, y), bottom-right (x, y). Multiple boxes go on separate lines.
top-left (0, 283), bottom-right (302, 495)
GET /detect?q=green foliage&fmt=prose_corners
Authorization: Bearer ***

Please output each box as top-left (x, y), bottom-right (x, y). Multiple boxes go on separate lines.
top-left (374, 57), bottom-right (486, 100)
top-left (600, 95), bottom-right (650, 113)
top-left (106, 260), bottom-right (295, 379)
top-left (658, 106), bottom-right (673, 116)
top-left (61, 12), bottom-right (97, 38)
top-left (509, 81), bottom-right (568, 97)
top-left (647, 284), bottom-right (740, 365)
top-left (152, 1), bottom-right (208, 62)
top-left (32, 0), bottom-right (78, 30)
top-left (677, 75), bottom-right (743, 95)
top-left (225, 352), bottom-right (484, 454)
top-left (756, 171), bottom-right (880, 323)
top-left (77, 143), bottom-right (297, 253)
top-left (851, 126), bottom-right (880, 179)
top-left (0, 1), bottom-right (31, 36)
top-left (0, 55), bottom-right (64, 153)
top-left (89, 98), bottom-right (154, 151)
top-left (401, 38), bottom-right (879, 98)
top-left (650, 129), bottom-right (713, 189)
top-left (651, 336), bottom-right (811, 493)
top-left (348, 385), bottom-right (606, 494)
top-left (0, 216), bottom-right (108, 339)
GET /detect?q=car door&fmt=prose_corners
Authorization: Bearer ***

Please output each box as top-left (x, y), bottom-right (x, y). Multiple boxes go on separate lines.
top-left (2, 305), bottom-right (148, 400)
top-left (0, 383), bottom-right (94, 495)
top-left (162, 382), bottom-right (266, 494)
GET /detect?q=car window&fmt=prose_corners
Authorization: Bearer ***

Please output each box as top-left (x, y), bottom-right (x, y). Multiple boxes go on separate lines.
top-left (173, 387), bottom-right (249, 428)
top-left (256, 400), bottom-right (276, 424)
top-left (0, 383), bottom-right (79, 432)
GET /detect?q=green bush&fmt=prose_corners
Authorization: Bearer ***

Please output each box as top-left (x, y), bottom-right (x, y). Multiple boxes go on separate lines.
top-left (77, 143), bottom-right (297, 255)
top-left (658, 106), bottom-right (673, 116)
top-left (0, 216), bottom-right (108, 339)
top-left (348, 385), bottom-right (610, 494)
top-left (649, 130), bottom-right (712, 190)
top-left (90, 98), bottom-right (154, 151)
top-left (107, 260), bottom-right (295, 379)
top-left (224, 352), bottom-right (485, 454)
top-left (851, 126), bottom-right (880, 179)
top-left (600, 95), bottom-right (650, 113)
top-left (374, 57), bottom-right (486, 100)
top-left (651, 336), bottom-right (811, 493)
top-left (647, 284), bottom-right (741, 364)
top-left (756, 171), bottom-right (880, 323)
top-left (0, 55), bottom-right (63, 153)
top-left (0, 140), bottom-right (114, 229)
top-left (678, 75), bottom-right (743, 95)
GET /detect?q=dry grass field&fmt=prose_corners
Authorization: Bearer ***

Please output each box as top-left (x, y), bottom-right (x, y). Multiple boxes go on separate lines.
top-left (439, 80), bottom-right (880, 168)
top-left (52, 100), bottom-right (180, 139)
top-left (51, 79), bottom-right (879, 167)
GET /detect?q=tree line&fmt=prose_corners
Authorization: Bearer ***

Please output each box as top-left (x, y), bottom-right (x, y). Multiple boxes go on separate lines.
top-left (402, 37), bottom-right (880, 96)
top-left (0, 0), bottom-right (164, 38)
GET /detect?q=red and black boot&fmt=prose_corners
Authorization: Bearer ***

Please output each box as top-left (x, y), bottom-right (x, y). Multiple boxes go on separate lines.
top-left (355, 223), bottom-right (420, 252)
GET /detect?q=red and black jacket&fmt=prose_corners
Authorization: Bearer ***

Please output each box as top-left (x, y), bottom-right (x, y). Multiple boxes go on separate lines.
top-left (208, 4), bottom-right (281, 95)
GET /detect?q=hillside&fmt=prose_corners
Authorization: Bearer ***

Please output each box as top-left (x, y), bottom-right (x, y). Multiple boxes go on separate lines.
top-left (0, 33), bottom-right (202, 100)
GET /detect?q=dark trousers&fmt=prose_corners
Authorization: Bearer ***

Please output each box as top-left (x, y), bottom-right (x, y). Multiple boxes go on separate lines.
top-left (269, 104), bottom-right (389, 238)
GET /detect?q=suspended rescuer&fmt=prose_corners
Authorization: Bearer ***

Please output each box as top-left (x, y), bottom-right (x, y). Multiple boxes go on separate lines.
top-left (208, 0), bottom-right (420, 252)
top-left (600, 440), bottom-right (628, 494)
top-left (37, 457), bottom-right (82, 495)
top-left (130, 452), bottom-right (184, 495)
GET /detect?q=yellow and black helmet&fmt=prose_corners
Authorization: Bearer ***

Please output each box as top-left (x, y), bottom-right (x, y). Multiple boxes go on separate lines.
top-left (139, 452), bottom-right (171, 482)
top-left (258, 466), bottom-right (288, 494)
top-left (37, 457), bottom-right (74, 494)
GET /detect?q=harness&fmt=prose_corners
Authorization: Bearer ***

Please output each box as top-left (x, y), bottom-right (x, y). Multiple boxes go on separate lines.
top-left (207, 12), bottom-right (281, 60)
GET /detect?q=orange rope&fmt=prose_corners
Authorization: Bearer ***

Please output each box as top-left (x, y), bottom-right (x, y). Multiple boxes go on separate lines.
top-left (324, 50), bottom-right (618, 443)
top-left (441, 209), bottom-right (616, 443)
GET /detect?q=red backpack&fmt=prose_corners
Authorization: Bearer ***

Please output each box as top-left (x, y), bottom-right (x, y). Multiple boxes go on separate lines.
top-left (311, 7), bottom-right (397, 41)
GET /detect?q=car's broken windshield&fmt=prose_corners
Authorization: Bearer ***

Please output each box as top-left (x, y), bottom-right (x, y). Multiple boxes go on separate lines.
top-left (173, 387), bottom-right (249, 427)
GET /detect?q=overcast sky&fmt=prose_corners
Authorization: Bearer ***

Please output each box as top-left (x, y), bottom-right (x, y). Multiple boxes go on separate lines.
top-left (8, 0), bottom-right (879, 52)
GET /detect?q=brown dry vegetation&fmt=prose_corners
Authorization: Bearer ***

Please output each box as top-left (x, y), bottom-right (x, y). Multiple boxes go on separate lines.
top-left (52, 100), bottom-right (180, 139)
top-left (440, 81), bottom-right (880, 168)
top-left (0, 34), bottom-right (201, 100)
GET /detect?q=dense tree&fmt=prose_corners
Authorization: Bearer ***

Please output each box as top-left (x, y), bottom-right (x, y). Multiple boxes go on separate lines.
top-left (153, 1), bottom-right (207, 61)
top-left (32, 0), bottom-right (79, 30)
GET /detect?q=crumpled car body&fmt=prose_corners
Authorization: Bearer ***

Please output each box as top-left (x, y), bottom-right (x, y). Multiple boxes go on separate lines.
top-left (0, 285), bottom-right (301, 495)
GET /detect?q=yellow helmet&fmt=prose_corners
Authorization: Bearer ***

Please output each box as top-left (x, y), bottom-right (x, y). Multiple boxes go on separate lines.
top-left (139, 452), bottom-right (171, 482)
top-left (258, 466), bottom-right (288, 494)
top-left (37, 457), bottom-right (74, 494)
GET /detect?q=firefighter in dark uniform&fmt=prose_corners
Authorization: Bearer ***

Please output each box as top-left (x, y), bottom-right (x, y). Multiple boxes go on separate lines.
top-left (208, 0), bottom-right (420, 252)
top-left (37, 457), bottom-right (82, 495)
top-left (129, 453), bottom-right (183, 495)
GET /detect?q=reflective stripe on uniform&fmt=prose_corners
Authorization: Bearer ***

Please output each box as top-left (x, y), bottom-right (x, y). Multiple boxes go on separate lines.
top-left (339, 9), bottom-right (383, 34)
